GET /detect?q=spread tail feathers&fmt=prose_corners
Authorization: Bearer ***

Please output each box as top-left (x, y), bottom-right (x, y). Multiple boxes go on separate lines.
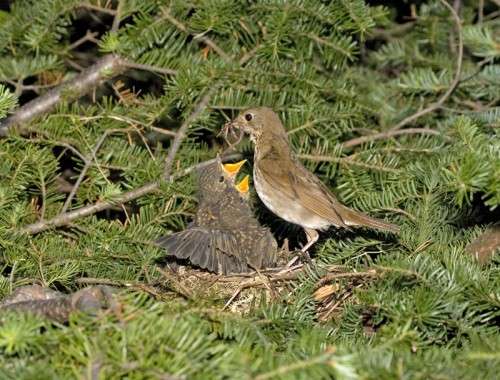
top-left (339, 206), bottom-right (400, 233)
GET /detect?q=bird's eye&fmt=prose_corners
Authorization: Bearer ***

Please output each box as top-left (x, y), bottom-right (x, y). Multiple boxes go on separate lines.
top-left (219, 176), bottom-right (224, 183)
top-left (244, 113), bottom-right (253, 122)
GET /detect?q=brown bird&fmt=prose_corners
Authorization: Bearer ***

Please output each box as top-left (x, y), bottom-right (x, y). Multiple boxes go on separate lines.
top-left (227, 107), bottom-right (399, 252)
top-left (156, 157), bottom-right (277, 274)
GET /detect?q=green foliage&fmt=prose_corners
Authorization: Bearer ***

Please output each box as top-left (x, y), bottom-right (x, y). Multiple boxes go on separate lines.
top-left (0, 85), bottom-right (17, 118)
top-left (0, 0), bottom-right (499, 379)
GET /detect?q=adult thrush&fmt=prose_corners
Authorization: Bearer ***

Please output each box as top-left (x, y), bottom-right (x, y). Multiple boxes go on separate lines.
top-left (227, 107), bottom-right (399, 252)
top-left (156, 157), bottom-right (277, 274)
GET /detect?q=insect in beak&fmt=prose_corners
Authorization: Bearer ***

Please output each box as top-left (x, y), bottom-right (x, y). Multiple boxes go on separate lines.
top-left (219, 120), bottom-right (244, 148)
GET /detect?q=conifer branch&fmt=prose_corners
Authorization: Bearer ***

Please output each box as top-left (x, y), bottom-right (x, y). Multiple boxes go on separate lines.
top-left (162, 90), bottom-right (215, 179)
top-left (341, 128), bottom-right (443, 149)
top-left (21, 181), bottom-right (159, 235)
top-left (316, 269), bottom-right (378, 288)
top-left (388, 0), bottom-right (464, 131)
top-left (0, 55), bottom-right (177, 136)
top-left (122, 61), bottom-right (178, 76)
top-left (298, 154), bottom-right (401, 173)
top-left (161, 9), bottom-right (232, 62)
top-left (254, 350), bottom-right (341, 380)
top-left (20, 154), bottom-right (241, 235)
top-left (0, 54), bottom-right (126, 135)
top-left (79, 3), bottom-right (117, 16)
top-left (59, 128), bottom-right (127, 214)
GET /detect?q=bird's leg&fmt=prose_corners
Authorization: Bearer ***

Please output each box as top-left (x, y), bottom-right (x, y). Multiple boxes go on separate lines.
top-left (301, 228), bottom-right (319, 253)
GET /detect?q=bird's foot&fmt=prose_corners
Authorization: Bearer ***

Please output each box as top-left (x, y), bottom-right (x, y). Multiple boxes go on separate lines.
top-left (298, 249), bottom-right (313, 264)
top-left (284, 249), bottom-right (312, 268)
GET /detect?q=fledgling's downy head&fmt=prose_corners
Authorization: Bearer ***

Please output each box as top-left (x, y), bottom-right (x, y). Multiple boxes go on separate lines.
top-left (228, 107), bottom-right (286, 143)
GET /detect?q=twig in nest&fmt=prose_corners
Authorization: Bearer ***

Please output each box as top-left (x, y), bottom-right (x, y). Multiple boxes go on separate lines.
top-left (156, 267), bottom-right (193, 299)
top-left (222, 264), bottom-right (306, 310)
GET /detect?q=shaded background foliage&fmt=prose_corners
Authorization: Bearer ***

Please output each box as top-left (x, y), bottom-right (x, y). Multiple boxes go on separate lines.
top-left (0, 0), bottom-right (499, 379)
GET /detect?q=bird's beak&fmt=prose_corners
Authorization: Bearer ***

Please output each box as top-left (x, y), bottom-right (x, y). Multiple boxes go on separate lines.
top-left (229, 116), bottom-right (247, 132)
top-left (222, 159), bottom-right (247, 178)
top-left (235, 175), bottom-right (250, 194)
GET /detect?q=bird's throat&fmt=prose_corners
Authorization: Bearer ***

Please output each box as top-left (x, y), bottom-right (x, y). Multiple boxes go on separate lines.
top-left (254, 131), bottom-right (292, 162)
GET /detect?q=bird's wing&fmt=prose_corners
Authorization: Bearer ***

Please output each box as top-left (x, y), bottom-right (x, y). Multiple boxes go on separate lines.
top-left (257, 155), bottom-right (348, 227)
top-left (258, 155), bottom-right (399, 232)
top-left (297, 161), bottom-right (399, 232)
top-left (156, 228), bottom-right (215, 269)
top-left (156, 228), bottom-right (253, 274)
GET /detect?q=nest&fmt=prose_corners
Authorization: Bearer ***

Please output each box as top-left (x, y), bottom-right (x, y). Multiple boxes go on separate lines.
top-left (156, 258), bottom-right (305, 314)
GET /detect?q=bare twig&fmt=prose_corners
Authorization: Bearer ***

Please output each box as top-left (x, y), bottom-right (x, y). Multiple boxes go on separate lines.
top-left (0, 54), bottom-right (126, 135)
top-left (4, 78), bottom-right (61, 94)
top-left (149, 125), bottom-right (178, 137)
top-left (341, 128), bottom-right (443, 149)
top-left (60, 129), bottom-right (124, 214)
top-left (156, 267), bottom-right (193, 299)
top-left (238, 44), bottom-right (262, 65)
top-left (163, 90), bottom-right (214, 179)
top-left (388, 0), bottom-right (463, 131)
top-left (66, 30), bottom-right (99, 51)
top-left (222, 266), bottom-right (307, 310)
top-left (111, 0), bottom-right (123, 33)
top-left (21, 181), bottom-right (158, 235)
top-left (20, 154), bottom-right (241, 235)
top-left (30, 135), bottom-right (88, 163)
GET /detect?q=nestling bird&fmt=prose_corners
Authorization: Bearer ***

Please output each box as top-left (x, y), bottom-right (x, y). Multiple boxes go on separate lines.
top-left (156, 157), bottom-right (277, 274)
top-left (226, 107), bottom-right (399, 252)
